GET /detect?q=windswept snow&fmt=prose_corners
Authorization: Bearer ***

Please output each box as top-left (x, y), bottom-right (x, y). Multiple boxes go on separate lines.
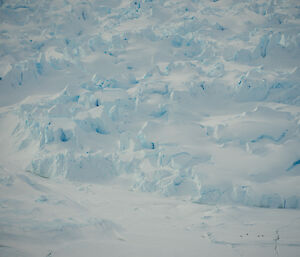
top-left (1, 168), bottom-right (300, 257)
top-left (1, 0), bottom-right (300, 256)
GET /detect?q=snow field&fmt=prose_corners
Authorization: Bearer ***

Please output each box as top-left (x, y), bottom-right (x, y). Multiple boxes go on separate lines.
top-left (1, 0), bottom-right (300, 256)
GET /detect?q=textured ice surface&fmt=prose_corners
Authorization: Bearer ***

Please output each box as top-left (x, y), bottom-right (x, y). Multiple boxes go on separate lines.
top-left (0, 0), bottom-right (300, 211)
top-left (1, 1), bottom-right (300, 256)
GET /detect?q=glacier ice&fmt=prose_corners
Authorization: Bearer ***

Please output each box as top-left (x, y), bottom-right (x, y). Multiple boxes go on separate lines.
top-left (0, 0), bottom-right (300, 209)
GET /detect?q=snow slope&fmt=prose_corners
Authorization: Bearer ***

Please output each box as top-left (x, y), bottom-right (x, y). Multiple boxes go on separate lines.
top-left (1, 0), bottom-right (300, 256)
top-left (1, 169), bottom-right (300, 257)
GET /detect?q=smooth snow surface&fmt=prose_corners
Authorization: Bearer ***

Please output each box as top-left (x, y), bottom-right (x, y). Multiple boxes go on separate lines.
top-left (1, 0), bottom-right (300, 256)
top-left (1, 170), bottom-right (300, 257)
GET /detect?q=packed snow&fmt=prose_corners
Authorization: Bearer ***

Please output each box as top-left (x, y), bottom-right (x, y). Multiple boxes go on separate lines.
top-left (0, 0), bottom-right (300, 256)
